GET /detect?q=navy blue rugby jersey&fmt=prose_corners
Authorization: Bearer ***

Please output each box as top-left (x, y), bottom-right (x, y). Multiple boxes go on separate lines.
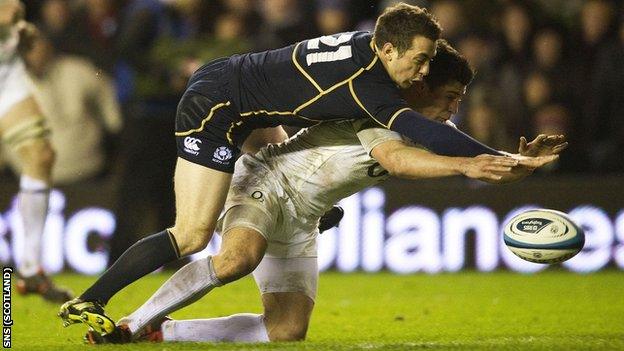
top-left (190, 31), bottom-right (499, 157)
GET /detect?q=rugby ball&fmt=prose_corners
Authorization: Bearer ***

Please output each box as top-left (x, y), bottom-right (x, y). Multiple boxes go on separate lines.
top-left (503, 209), bottom-right (584, 264)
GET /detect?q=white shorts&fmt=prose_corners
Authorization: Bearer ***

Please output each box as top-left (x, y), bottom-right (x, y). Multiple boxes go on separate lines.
top-left (252, 256), bottom-right (318, 301)
top-left (219, 154), bottom-right (319, 258)
top-left (0, 57), bottom-right (31, 118)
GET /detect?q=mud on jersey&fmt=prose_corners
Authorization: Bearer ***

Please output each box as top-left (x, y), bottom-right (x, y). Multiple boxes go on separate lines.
top-left (254, 120), bottom-right (405, 218)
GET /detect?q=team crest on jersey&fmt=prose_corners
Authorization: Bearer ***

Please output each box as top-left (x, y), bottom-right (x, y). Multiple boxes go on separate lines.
top-left (183, 137), bottom-right (201, 156)
top-left (213, 146), bottom-right (233, 164)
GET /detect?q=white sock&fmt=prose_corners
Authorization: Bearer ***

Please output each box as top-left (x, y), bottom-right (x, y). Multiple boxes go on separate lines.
top-left (125, 256), bottom-right (222, 335)
top-left (162, 313), bottom-right (269, 342)
top-left (17, 175), bottom-right (49, 277)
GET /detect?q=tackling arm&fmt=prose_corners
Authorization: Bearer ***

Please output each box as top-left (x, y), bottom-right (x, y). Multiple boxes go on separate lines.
top-left (371, 139), bottom-right (559, 183)
top-left (386, 109), bottom-right (501, 157)
top-left (370, 139), bottom-right (517, 182)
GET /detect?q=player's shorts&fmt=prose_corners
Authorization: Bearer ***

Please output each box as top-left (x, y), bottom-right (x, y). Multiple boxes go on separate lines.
top-left (218, 154), bottom-right (319, 259)
top-left (0, 58), bottom-right (31, 118)
top-left (174, 58), bottom-right (250, 173)
top-left (252, 256), bottom-right (318, 301)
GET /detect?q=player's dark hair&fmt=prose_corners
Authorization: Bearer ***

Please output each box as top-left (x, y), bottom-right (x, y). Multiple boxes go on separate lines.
top-left (424, 39), bottom-right (474, 90)
top-left (373, 3), bottom-right (442, 55)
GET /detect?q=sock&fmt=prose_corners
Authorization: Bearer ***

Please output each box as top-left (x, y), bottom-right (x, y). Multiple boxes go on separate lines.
top-left (17, 175), bottom-right (49, 278)
top-left (80, 229), bottom-right (180, 304)
top-left (125, 256), bottom-right (222, 334)
top-left (162, 314), bottom-right (269, 342)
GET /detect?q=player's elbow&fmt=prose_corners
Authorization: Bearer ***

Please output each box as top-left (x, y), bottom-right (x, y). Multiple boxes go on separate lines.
top-left (383, 161), bottom-right (408, 178)
top-left (377, 153), bottom-right (413, 179)
top-left (371, 142), bottom-right (409, 178)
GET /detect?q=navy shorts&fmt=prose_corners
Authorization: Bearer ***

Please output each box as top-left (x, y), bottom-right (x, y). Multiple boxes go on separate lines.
top-left (175, 59), bottom-right (250, 173)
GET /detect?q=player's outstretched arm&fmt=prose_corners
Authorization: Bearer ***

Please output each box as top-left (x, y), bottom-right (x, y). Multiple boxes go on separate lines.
top-left (479, 134), bottom-right (567, 184)
top-left (371, 140), bottom-right (518, 181)
top-left (383, 109), bottom-right (501, 157)
top-left (518, 134), bottom-right (568, 157)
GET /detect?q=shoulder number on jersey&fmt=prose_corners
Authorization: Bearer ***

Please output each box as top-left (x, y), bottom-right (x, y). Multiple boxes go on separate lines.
top-left (306, 33), bottom-right (354, 66)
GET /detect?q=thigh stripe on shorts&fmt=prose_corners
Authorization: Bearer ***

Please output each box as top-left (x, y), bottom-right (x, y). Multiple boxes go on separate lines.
top-left (174, 101), bottom-right (231, 137)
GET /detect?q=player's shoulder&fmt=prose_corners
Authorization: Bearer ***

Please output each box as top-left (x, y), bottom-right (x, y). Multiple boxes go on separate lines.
top-left (349, 31), bottom-right (376, 66)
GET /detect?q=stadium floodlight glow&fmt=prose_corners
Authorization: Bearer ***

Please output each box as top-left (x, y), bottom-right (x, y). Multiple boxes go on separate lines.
top-left (336, 193), bottom-right (360, 272)
top-left (65, 208), bottom-right (115, 274)
top-left (318, 227), bottom-right (337, 271)
top-left (361, 188), bottom-right (385, 272)
top-left (385, 206), bottom-right (442, 274)
top-left (42, 191), bottom-right (65, 273)
top-left (564, 206), bottom-right (613, 273)
top-left (0, 209), bottom-right (9, 263)
top-left (615, 210), bottom-right (624, 269)
top-left (442, 206), bottom-right (499, 272)
top-left (1, 187), bottom-right (623, 274)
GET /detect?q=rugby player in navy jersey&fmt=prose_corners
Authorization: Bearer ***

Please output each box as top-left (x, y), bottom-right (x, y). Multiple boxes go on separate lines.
top-left (79, 40), bottom-right (564, 344)
top-left (59, 3), bottom-right (550, 333)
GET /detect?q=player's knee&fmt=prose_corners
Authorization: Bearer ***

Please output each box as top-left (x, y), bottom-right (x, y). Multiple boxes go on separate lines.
top-left (18, 139), bottom-right (55, 170)
top-left (269, 323), bottom-right (308, 342)
top-left (169, 225), bottom-right (213, 256)
top-left (213, 251), bottom-right (259, 283)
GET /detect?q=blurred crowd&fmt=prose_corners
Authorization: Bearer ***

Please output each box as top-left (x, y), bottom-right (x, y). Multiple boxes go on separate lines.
top-left (1, 0), bottom-right (621, 262)
top-left (3, 0), bottom-right (623, 178)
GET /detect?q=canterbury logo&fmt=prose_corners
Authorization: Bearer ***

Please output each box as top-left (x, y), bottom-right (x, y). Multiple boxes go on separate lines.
top-left (183, 137), bottom-right (201, 155)
top-left (184, 137), bottom-right (201, 151)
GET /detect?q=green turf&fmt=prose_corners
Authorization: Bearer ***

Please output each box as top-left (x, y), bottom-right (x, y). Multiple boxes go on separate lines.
top-left (10, 271), bottom-right (624, 350)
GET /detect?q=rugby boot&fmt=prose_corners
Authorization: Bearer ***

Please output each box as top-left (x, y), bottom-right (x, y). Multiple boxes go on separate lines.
top-left (15, 271), bottom-right (73, 303)
top-left (58, 298), bottom-right (115, 334)
top-left (84, 324), bottom-right (132, 344)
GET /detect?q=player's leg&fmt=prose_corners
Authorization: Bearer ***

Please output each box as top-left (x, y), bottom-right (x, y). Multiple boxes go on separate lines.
top-left (262, 292), bottom-right (314, 341)
top-left (254, 257), bottom-right (317, 341)
top-left (119, 225), bottom-right (267, 337)
top-left (59, 158), bottom-right (232, 333)
top-left (143, 257), bottom-right (317, 343)
top-left (94, 193), bottom-right (280, 344)
top-left (59, 69), bottom-right (241, 332)
top-left (0, 96), bottom-right (72, 302)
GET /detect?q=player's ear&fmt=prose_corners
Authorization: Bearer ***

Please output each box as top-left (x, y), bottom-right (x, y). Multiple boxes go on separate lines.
top-left (381, 42), bottom-right (396, 60)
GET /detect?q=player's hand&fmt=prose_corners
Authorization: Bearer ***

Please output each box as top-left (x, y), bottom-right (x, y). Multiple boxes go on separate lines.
top-left (518, 134), bottom-right (568, 157)
top-left (460, 154), bottom-right (519, 181)
top-left (512, 154), bottom-right (559, 169)
top-left (482, 154), bottom-right (558, 183)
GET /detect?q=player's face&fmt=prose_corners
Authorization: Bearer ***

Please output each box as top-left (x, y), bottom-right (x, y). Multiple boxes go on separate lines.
top-left (383, 36), bottom-right (436, 88)
top-left (417, 81), bottom-right (466, 123)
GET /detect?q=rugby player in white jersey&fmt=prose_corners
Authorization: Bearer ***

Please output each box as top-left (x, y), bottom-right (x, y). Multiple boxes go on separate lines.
top-left (0, 0), bottom-right (71, 302)
top-left (83, 40), bottom-right (564, 344)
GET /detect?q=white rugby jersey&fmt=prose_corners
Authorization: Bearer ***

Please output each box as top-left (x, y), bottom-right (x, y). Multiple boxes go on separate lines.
top-left (0, 24), bottom-right (31, 117)
top-left (256, 120), bottom-right (403, 218)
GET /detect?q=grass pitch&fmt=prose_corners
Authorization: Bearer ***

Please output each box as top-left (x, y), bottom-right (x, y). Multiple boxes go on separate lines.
top-left (11, 271), bottom-right (624, 350)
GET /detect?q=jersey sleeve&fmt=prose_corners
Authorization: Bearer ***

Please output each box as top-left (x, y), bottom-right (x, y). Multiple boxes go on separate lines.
top-left (388, 109), bottom-right (501, 157)
top-left (350, 76), bottom-right (501, 157)
top-left (353, 120), bottom-right (403, 156)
